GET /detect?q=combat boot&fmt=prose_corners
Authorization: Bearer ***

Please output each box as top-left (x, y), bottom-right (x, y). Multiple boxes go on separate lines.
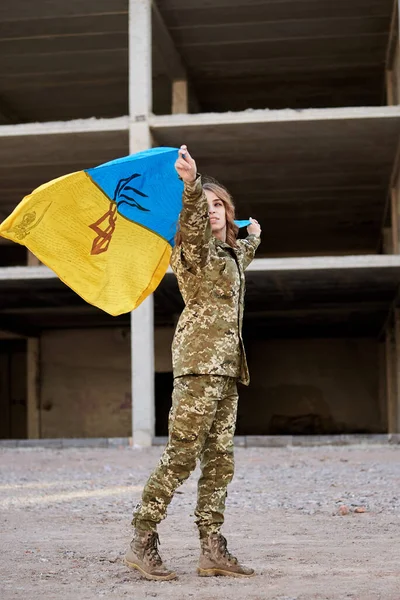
top-left (197, 533), bottom-right (255, 578)
top-left (125, 530), bottom-right (177, 581)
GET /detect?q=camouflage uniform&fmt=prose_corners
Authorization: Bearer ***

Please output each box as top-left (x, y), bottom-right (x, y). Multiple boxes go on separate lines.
top-left (171, 177), bottom-right (260, 386)
top-left (133, 176), bottom-right (260, 537)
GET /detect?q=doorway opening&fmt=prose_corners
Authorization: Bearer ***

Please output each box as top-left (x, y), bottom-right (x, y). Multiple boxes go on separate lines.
top-left (0, 339), bottom-right (27, 439)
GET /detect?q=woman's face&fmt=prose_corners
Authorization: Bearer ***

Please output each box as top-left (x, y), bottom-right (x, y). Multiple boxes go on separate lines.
top-left (205, 189), bottom-right (226, 236)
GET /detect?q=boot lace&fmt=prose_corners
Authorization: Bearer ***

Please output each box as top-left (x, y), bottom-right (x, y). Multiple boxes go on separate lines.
top-left (144, 532), bottom-right (162, 566)
top-left (216, 534), bottom-right (238, 564)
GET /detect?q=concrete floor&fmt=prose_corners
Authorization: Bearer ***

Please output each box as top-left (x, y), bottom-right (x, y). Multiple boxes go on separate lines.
top-left (1, 444), bottom-right (399, 599)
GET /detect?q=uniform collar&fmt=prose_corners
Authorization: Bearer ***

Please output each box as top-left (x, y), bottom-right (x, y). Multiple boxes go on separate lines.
top-left (213, 236), bottom-right (241, 258)
top-left (214, 237), bottom-right (230, 249)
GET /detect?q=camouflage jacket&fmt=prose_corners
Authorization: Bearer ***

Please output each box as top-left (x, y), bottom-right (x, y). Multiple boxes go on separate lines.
top-left (171, 176), bottom-right (260, 385)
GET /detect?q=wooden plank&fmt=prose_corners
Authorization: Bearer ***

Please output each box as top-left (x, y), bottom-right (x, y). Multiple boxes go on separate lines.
top-left (27, 338), bottom-right (40, 439)
top-left (172, 79), bottom-right (188, 114)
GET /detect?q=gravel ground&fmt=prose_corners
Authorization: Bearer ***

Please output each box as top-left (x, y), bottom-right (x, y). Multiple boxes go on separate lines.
top-left (0, 445), bottom-right (399, 600)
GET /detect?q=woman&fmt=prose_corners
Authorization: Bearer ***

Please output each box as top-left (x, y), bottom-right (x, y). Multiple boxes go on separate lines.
top-left (125, 145), bottom-right (261, 580)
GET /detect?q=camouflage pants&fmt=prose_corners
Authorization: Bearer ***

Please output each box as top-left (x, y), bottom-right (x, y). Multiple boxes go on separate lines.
top-left (132, 374), bottom-right (238, 538)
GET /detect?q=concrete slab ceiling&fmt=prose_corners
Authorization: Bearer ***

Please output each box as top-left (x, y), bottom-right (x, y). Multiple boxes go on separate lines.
top-left (1, 107), bottom-right (399, 256)
top-left (158, 0), bottom-right (393, 111)
top-left (0, 0), bottom-right (394, 123)
top-left (2, 255), bottom-right (400, 336)
top-left (158, 254), bottom-right (400, 337)
top-left (0, 118), bottom-right (129, 220)
top-left (151, 107), bottom-right (400, 256)
top-left (0, 0), bottom-right (130, 123)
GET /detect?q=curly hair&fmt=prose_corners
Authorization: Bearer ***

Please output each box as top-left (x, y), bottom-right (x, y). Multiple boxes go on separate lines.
top-left (175, 176), bottom-right (239, 248)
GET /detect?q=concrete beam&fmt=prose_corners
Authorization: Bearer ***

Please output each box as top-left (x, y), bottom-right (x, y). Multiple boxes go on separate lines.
top-left (151, 1), bottom-right (185, 81)
top-left (0, 266), bottom-right (55, 280)
top-left (0, 315), bottom-right (39, 337)
top-left (151, 2), bottom-right (201, 114)
top-left (164, 254), bottom-right (400, 276)
top-left (150, 105), bottom-right (400, 128)
top-left (150, 106), bottom-right (400, 257)
top-left (4, 255), bottom-right (400, 283)
top-left (385, 0), bottom-right (399, 104)
top-left (246, 254), bottom-right (400, 273)
top-left (0, 116), bottom-right (129, 138)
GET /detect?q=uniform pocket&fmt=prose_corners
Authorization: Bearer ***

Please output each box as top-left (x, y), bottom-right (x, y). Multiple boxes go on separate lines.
top-left (212, 285), bottom-right (235, 298)
top-left (208, 257), bottom-right (238, 298)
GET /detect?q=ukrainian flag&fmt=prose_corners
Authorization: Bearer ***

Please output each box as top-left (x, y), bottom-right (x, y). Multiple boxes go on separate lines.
top-left (0, 147), bottom-right (183, 316)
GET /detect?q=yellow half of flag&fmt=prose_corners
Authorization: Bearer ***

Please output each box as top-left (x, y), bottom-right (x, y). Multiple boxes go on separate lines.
top-left (0, 170), bottom-right (171, 316)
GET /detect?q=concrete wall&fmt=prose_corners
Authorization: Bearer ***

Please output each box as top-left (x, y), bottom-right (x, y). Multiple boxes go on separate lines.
top-left (40, 329), bottom-right (131, 438)
top-left (38, 329), bottom-right (384, 438)
top-left (238, 338), bottom-right (383, 435)
top-left (154, 327), bottom-right (174, 372)
top-left (152, 330), bottom-right (384, 436)
top-left (39, 326), bottom-right (174, 438)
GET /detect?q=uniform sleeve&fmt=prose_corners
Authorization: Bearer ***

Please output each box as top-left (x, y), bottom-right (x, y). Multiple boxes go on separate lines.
top-left (237, 234), bottom-right (261, 270)
top-left (178, 175), bottom-right (211, 270)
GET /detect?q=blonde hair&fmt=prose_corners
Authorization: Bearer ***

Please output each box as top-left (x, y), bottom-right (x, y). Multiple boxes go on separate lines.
top-left (175, 176), bottom-right (238, 248)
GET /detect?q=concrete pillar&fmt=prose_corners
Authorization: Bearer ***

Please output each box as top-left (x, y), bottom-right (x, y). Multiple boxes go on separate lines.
top-left (378, 342), bottom-right (388, 432)
top-left (27, 251), bottom-right (40, 266)
top-left (27, 338), bottom-right (40, 438)
top-left (385, 313), bottom-right (400, 433)
top-left (130, 300), bottom-right (155, 446)
top-left (394, 310), bottom-right (400, 433)
top-left (129, 0), bottom-right (155, 446)
top-left (382, 227), bottom-right (394, 254)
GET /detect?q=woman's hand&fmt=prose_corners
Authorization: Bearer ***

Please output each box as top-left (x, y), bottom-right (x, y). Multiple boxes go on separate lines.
top-left (175, 145), bottom-right (197, 184)
top-left (247, 217), bottom-right (261, 237)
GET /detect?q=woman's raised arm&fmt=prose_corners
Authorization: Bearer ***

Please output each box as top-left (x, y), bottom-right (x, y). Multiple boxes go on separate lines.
top-left (174, 145), bottom-right (211, 270)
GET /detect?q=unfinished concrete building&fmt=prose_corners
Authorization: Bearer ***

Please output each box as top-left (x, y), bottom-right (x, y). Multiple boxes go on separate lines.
top-left (1, 0), bottom-right (400, 444)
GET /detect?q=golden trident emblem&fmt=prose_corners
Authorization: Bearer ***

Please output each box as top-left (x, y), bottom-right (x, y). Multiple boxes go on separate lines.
top-left (88, 174), bottom-right (149, 256)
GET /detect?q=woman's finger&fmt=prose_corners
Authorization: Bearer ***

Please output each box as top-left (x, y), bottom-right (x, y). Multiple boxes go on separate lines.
top-left (178, 145), bottom-right (194, 165)
top-left (175, 159), bottom-right (190, 170)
